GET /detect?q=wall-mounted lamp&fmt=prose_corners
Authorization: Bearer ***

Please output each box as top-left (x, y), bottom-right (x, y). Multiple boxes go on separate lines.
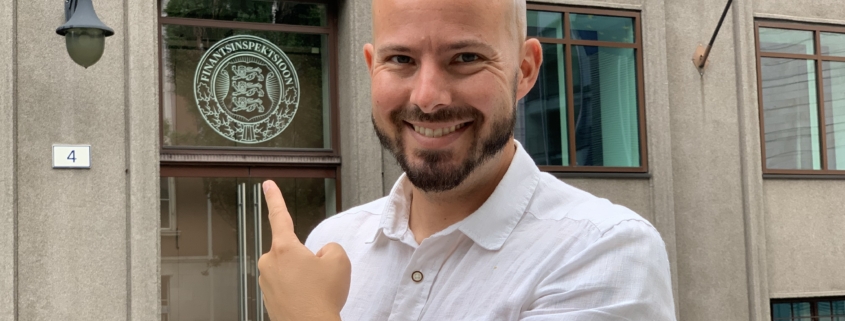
top-left (55, 0), bottom-right (114, 69)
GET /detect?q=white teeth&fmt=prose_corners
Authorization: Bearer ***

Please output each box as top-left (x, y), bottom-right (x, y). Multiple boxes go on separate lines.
top-left (413, 123), bottom-right (467, 138)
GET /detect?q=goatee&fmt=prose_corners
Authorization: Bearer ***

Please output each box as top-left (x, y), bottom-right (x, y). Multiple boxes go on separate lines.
top-left (373, 105), bottom-right (515, 193)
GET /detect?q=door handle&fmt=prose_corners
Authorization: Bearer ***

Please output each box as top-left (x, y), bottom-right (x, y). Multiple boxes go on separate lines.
top-left (254, 183), bottom-right (265, 321)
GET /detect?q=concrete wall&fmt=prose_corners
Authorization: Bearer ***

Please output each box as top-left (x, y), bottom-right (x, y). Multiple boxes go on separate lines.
top-left (764, 180), bottom-right (845, 298)
top-left (0, 0), bottom-right (16, 320)
top-left (4, 0), bottom-right (160, 320)
top-left (338, 0), bottom-right (385, 210)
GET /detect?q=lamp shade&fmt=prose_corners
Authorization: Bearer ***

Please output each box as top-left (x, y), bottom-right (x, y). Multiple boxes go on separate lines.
top-left (55, 0), bottom-right (113, 68)
top-left (55, 0), bottom-right (114, 37)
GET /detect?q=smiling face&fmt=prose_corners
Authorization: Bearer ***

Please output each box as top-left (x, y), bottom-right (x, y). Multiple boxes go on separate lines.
top-left (366, 0), bottom-right (539, 193)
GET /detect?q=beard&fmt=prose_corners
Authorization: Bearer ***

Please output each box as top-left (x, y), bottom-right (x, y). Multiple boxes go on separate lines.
top-left (373, 102), bottom-right (516, 193)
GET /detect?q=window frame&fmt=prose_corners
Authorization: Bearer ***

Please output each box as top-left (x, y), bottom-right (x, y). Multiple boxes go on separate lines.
top-left (771, 296), bottom-right (845, 321)
top-left (755, 20), bottom-right (845, 176)
top-left (525, 4), bottom-right (648, 174)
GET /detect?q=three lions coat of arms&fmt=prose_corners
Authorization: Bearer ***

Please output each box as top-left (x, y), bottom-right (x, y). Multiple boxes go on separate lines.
top-left (193, 35), bottom-right (301, 144)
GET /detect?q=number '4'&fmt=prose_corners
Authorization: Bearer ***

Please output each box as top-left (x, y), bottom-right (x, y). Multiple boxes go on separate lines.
top-left (67, 150), bottom-right (76, 163)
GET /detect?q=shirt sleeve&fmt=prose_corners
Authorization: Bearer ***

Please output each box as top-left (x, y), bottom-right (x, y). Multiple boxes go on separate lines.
top-left (519, 219), bottom-right (676, 321)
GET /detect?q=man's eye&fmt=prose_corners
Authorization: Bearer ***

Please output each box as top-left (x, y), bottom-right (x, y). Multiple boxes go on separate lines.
top-left (390, 55), bottom-right (414, 64)
top-left (454, 53), bottom-right (480, 63)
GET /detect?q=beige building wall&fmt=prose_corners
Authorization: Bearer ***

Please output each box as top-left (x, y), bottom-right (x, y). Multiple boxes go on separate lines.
top-left (1, 0), bottom-right (843, 320)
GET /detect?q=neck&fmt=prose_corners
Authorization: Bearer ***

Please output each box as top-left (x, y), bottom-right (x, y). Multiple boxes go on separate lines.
top-left (408, 140), bottom-right (517, 244)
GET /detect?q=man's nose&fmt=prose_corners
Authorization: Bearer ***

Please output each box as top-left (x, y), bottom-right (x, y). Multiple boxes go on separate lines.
top-left (409, 62), bottom-right (452, 113)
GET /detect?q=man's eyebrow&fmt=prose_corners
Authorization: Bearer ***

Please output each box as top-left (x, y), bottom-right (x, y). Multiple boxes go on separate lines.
top-left (377, 44), bottom-right (413, 57)
top-left (443, 40), bottom-right (495, 52)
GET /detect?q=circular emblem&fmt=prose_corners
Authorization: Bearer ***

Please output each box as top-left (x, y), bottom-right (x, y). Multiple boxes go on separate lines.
top-left (193, 35), bottom-right (300, 144)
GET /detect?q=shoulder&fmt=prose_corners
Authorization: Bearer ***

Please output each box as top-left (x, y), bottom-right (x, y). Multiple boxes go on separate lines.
top-left (303, 196), bottom-right (388, 251)
top-left (526, 172), bottom-right (657, 237)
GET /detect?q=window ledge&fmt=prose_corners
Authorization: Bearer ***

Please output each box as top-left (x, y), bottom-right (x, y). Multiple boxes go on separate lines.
top-left (763, 173), bottom-right (845, 180)
top-left (548, 171), bottom-right (652, 179)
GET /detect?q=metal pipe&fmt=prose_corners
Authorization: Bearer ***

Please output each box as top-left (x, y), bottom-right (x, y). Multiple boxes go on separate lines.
top-left (699, 0), bottom-right (734, 69)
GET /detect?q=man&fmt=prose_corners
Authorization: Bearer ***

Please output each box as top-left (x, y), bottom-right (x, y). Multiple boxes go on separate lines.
top-left (257, 0), bottom-right (676, 319)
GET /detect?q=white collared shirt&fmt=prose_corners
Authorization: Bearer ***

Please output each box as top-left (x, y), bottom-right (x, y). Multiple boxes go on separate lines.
top-left (305, 143), bottom-right (676, 320)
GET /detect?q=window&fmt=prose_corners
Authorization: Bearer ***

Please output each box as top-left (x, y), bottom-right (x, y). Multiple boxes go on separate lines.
top-left (157, 1), bottom-right (339, 320)
top-left (160, 177), bottom-right (177, 236)
top-left (756, 21), bottom-right (845, 174)
top-left (772, 297), bottom-right (845, 321)
top-left (516, 5), bottom-right (647, 173)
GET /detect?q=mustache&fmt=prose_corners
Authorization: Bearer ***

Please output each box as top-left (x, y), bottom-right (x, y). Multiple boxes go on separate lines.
top-left (390, 105), bottom-right (485, 124)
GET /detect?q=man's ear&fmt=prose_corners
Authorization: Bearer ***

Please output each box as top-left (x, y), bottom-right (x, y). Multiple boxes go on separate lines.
top-left (363, 43), bottom-right (375, 73)
top-left (515, 38), bottom-right (543, 100)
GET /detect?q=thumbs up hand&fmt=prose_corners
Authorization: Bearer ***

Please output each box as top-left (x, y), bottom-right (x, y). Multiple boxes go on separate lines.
top-left (257, 180), bottom-right (351, 321)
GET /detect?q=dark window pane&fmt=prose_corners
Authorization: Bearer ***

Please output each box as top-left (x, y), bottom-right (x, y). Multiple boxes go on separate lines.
top-left (773, 303), bottom-right (793, 318)
top-left (160, 200), bottom-right (171, 229)
top-left (834, 300), bottom-right (845, 314)
top-left (527, 10), bottom-right (563, 38)
top-left (821, 32), bottom-right (845, 57)
top-left (161, 25), bottom-right (331, 149)
top-left (823, 61), bottom-right (845, 170)
top-left (160, 178), bottom-right (171, 229)
top-left (761, 58), bottom-right (821, 170)
top-left (759, 28), bottom-right (814, 55)
top-left (570, 14), bottom-right (634, 43)
top-left (161, 0), bottom-right (327, 26)
top-left (795, 302), bottom-right (812, 317)
top-left (572, 46), bottom-right (640, 167)
top-left (821, 301), bottom-right (834, 316)
top-left (516, 44), bottom-right (568, 166)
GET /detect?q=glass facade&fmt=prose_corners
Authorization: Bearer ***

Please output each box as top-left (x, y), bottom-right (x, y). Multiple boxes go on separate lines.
top-left (160, 177), bottom-right (335, 321)
top-left (158, 1), bottom-right (338, 320)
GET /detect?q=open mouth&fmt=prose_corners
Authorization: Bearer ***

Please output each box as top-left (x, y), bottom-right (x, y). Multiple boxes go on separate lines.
top-left (406, 121), bottom-right (473, 138)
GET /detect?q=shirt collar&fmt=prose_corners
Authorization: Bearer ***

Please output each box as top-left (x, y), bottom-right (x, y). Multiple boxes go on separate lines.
top-left (368, 141), bottom-right (541, 251)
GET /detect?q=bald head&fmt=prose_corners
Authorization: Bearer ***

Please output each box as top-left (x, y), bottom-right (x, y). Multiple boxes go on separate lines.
top-left (371, 0), bottom-right (527, 45)
top-left (513, 0), bottom-right (527, 42)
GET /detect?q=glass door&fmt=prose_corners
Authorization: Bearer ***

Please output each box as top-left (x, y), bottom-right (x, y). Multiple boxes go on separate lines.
top-left (160, 175), bottom-right (336, 321)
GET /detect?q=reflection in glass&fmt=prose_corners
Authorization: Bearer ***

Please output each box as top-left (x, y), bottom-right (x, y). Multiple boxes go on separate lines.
top-left (572, 46), bottom-right (640, 167)
top-left (821, 32), bottom-right (845, 57)
top-left (159, 177), bottom-right (335, 321)
top-left (761, 58), bottom-right (821, 170)
top-left (161, 25), bottom-right (331, 149)
top-left (570, 14), bottom-right (634, 43)
top-left (823, 61), bottom-right (845, 170)
top-left (759, 28), bottom-right (815, 55)
top-left (526, 10), bottom-right (563, 38)
top-left (160, 0), bottom-right (327, 26)
top-left (517, 44), bottom-right (567, 166)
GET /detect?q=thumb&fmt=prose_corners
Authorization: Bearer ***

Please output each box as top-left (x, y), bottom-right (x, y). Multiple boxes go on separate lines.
top-left (316, 243), bottom-right (350, 263)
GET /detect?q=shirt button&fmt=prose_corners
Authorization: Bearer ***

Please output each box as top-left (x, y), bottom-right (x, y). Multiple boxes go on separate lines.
top-left (411, 271), bottom-right (423, 282)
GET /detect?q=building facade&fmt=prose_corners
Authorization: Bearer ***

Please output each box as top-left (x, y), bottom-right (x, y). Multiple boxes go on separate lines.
top-left (0, 0), bottom-right (844, 320)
